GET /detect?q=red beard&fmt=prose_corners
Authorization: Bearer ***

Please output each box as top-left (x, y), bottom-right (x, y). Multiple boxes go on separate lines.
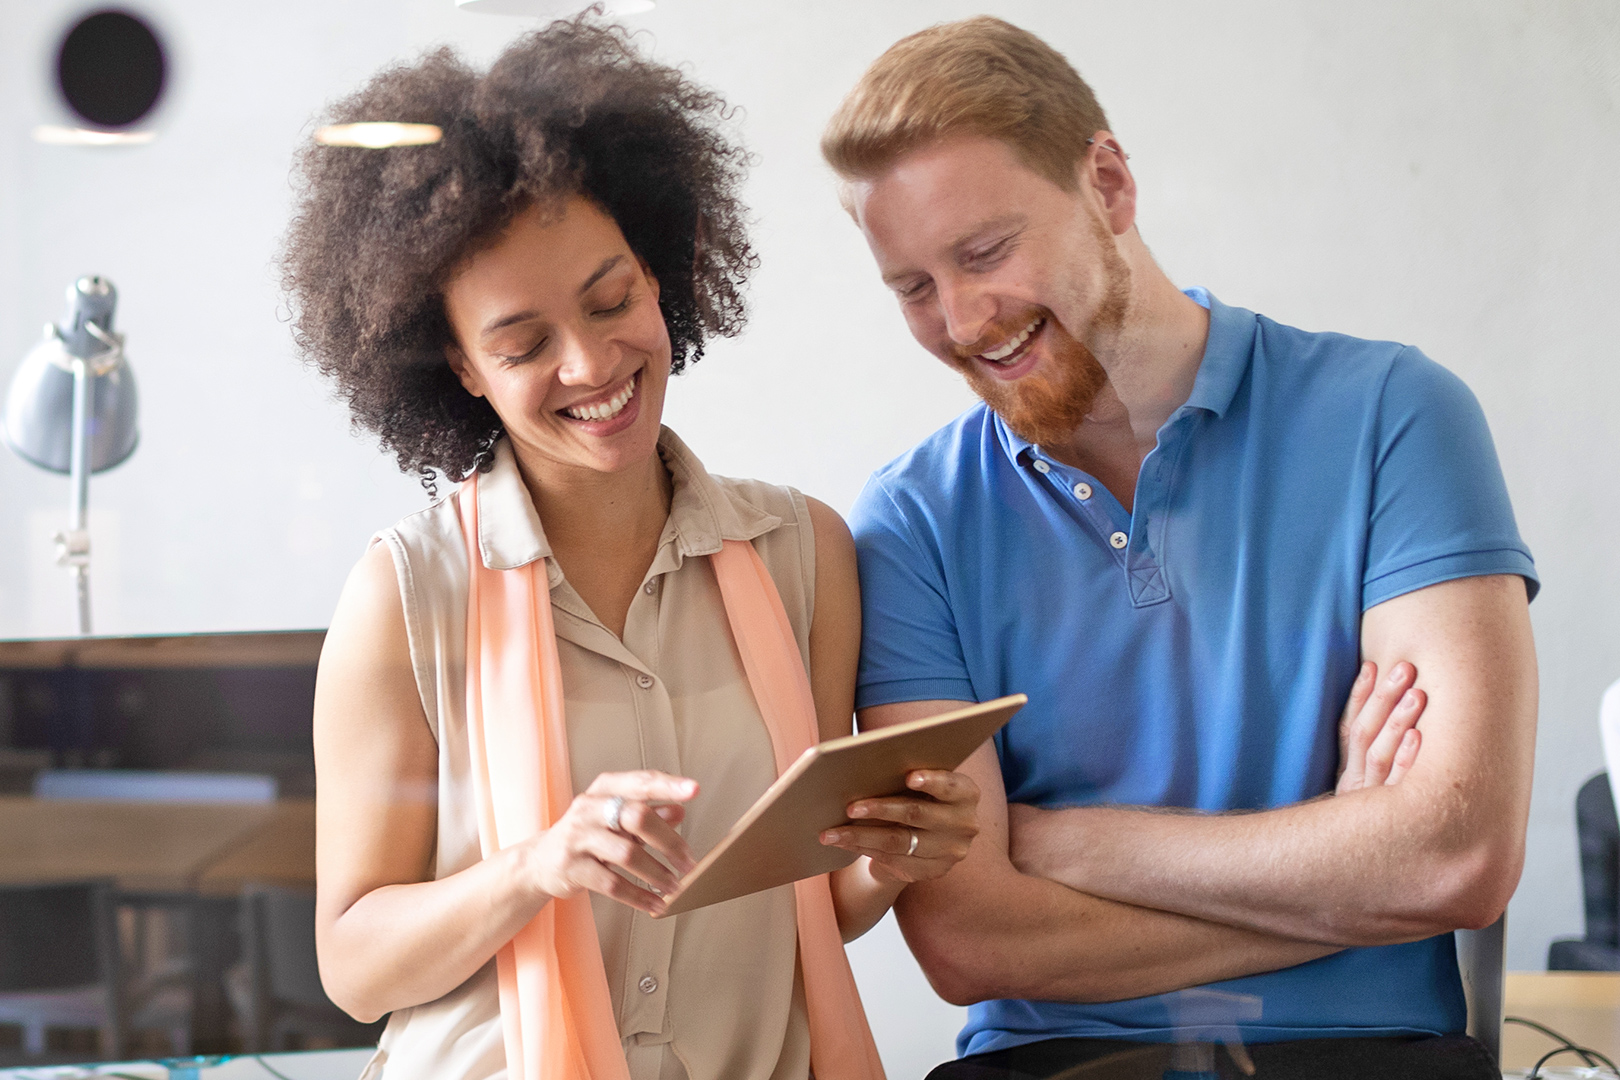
top-left (950, 315), bottom-right (1110, 447)
top-left (946, 217), bottom-right (1130, 447)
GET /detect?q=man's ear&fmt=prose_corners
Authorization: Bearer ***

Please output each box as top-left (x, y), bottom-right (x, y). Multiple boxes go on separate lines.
top-left (1078, 130), bottom-right (1138, 237)
top-left (444, 342), bottom-right (486, 398)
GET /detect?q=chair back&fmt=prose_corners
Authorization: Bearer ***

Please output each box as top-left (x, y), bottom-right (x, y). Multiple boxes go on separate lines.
top-left (0, 880), bottom-right (117, 993)
top-left (241, 885), bottom-right (330, 1010)
top-left (1456, 913), bottom-right (1506, 1065)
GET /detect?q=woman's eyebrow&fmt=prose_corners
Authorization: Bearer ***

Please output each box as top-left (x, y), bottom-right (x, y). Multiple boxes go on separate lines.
top-left (578, 254), bottom-right (625, 295)
top-left (477, 255), bottom-right (628, 338)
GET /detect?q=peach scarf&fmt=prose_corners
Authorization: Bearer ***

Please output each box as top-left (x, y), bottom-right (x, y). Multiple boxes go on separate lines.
top-left (458, 479), bottom-right (886, 1080)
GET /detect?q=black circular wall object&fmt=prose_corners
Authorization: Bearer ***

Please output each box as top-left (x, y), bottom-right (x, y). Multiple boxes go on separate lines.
top-left (56, 10), bottom-right (167, 129)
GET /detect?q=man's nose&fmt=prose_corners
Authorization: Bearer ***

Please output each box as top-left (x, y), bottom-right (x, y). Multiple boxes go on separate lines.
top-left (937, 279), bottom-right (995, 349)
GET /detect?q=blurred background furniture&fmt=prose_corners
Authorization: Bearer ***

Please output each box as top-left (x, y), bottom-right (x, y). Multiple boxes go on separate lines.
top-left (0, 881), bottom-right (123, 1058)
top-left (1548, 772), bottom-right (1620, 971)
top-left (0, 631), bottom-right (348, 1062)
top-left (234, 886), bottom-right (385, 1052)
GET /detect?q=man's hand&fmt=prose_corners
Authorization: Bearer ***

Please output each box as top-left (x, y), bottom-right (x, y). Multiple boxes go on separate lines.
top-left (1336, 660), bottom-right (1425, 793)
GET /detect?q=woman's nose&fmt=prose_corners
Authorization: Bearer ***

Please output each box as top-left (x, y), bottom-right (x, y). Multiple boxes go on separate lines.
top-left (555, 330), bottom-right (618, 386)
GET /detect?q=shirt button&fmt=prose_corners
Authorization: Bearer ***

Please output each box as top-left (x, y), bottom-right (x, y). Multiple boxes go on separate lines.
top-left (643, 580), bottom-right (657, 594)
top-left (636, 673), bottom-right (654, 690)
top-left (1073, 482), bottom-right (1093, 501)
top-left (1032, 460), bottom-right (1051, 474)
top-left (638, 974), bottom-right (659, 994)
top-left (1109, 531), bottom-right (1128, 550)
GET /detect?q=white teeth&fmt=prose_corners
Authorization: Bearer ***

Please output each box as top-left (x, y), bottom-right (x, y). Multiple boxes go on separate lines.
top-left (979, 317), bottom-right (1044, 363)
top-left (564, 378), bottom-right (636, 422)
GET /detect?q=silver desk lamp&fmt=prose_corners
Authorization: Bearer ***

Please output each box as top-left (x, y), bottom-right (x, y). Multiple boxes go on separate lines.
top-left (2, 276), bottom-right (140, 634)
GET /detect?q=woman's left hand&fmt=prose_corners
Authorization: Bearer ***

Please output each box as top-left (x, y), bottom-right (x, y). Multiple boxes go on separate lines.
top-left (819, 769), bottom-right (981, 884)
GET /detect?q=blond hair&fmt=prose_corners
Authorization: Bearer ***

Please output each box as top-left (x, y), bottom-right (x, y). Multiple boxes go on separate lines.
top-left (821, 16), bottom-right (1109, 191)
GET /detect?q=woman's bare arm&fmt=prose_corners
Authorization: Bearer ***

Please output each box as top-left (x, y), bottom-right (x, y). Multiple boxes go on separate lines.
top-left (314, 542), bottom-right (695, 1021)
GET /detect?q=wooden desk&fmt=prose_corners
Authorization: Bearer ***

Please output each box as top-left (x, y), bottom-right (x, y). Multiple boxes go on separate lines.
top-left (1503, 972), bottom-right (1620, 1070)
top-left (198, 799), bottom-right (317, 895)
top-left (0, 795), bottom-right (316, 893)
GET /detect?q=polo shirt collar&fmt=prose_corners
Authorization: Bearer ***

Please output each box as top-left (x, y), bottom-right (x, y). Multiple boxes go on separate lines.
top-left (472, 428), bottom-right (780, 575)
top-left (997, 288), bottom-right (1255, 464)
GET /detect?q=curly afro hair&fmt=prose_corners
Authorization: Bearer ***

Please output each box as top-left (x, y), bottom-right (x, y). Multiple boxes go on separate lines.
top-left (280, 17), bottom-right (756, 484)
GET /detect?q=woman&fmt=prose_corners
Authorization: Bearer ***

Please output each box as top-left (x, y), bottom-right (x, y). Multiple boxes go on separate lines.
top-left (281, 19), bottom-right (980, 1080)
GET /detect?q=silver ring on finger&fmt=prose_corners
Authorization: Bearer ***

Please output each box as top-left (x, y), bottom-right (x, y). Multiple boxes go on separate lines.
top-left (603, 795), bottom-right (626, 834)
top-left (907, 830), bottom-right (919, 857)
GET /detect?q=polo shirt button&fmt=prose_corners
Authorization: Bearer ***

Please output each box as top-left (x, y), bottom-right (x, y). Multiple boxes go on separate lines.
top-left (1109, 531), bottom-right (1128, 549)
top-left (1032, 460), bottom-right (1051, 474)
top-left (1073, 482), bottom-right (1093, 501)
top-left (639, 974), bottom-right (659, 994)
top-left (636, 674), bottom-right (654, 689)
top-left (643, 580), bottom-right (657, 595)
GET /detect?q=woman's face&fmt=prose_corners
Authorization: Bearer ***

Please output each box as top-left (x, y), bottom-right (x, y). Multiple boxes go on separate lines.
top-left (442, 197), bottom-right (671, 479)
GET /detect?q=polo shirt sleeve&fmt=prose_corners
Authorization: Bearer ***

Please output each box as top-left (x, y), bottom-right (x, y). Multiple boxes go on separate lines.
top-left (1361, 346), bottom-right (1539, 610)
top-left (849, 475), bottom-right (977, 710)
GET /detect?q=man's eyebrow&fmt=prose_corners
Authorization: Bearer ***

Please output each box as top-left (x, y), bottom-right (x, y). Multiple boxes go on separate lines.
top-left (951, 215), bottom-right (1026, 255)
top-left (478, 255), bottom-right (627, 338)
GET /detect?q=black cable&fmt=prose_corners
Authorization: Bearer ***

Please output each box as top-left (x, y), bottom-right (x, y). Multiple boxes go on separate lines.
top-left (249, 1055), bottom-right (301, 1080)
top-left (1528, 1043), bottom-right (1617, 1078)
top-left (1506, 1014), bottom-right (1620, 1078)
top-left (1505, 1015), bottom-right (1603, 1069)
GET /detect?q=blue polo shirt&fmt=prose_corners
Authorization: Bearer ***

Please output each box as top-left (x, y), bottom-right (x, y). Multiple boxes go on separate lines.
top-left (850, 290), bottom-right (1538, 1054)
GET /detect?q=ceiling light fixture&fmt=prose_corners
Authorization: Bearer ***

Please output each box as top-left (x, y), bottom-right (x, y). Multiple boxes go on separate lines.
top-left (33, 124), bottom-right (157, 147)
top-left (454, 0), bottom-right (656, 16)
top-left (313, 122), bottom-right (443, 148)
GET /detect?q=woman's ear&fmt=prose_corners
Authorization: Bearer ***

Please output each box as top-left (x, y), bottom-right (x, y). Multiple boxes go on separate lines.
top-left (444, 343), bottom-right (486, 398)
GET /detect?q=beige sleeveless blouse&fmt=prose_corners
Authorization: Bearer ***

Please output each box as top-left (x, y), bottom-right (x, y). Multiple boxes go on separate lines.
top-left (365, 429), bottom-right (814, 1080)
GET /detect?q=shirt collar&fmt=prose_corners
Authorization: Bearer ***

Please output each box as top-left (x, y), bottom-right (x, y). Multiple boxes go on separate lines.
top-left (472, 427), bottom-right (781, 574)
top-left (998, 287), bottom-right (1255, 464)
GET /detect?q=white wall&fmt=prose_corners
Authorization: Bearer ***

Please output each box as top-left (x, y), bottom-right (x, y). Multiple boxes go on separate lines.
top-left (2, 0), bottom-right (1618, 1072)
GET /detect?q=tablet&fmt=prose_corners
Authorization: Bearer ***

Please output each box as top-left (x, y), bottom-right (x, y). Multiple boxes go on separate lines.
top-left (657, 694), bottom-right (1025, 917)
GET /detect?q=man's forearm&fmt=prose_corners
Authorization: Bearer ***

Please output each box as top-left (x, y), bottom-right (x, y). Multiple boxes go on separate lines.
top-left (1010, 575), bottom-right (1537, 947)
top-left (897, 861), bottom-right (1338, 1005)
top-left (1010, 785), bottom-right (1483, 947)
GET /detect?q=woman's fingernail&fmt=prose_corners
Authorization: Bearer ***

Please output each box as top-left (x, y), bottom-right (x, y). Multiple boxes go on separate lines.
top-left (850, 805), bottom-right (868, 818)
top-left (1401, 690), bottom-right (1417, 707)
top-left (909, 774), bottom-right (926, 788)
top-left (821, 831), bottom-right (841, 845)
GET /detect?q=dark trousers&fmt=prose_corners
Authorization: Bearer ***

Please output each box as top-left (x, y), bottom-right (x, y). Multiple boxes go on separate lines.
top-left (924, 1036), bottom-right (1499, 1080)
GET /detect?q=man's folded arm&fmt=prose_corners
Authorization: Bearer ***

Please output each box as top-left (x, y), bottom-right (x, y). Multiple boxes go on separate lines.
top-left (1006, 573), bottom-right (1537, 948)
top-left (863, 701), bottom-right (1341, 1006)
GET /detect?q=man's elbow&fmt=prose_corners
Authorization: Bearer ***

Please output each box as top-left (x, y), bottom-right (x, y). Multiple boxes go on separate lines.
top-left (1429, 836), bottom-right (1523, 932)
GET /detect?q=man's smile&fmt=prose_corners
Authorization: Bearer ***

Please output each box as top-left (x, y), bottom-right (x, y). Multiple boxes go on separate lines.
top-left (978, 315), bottom-right (1045, 365)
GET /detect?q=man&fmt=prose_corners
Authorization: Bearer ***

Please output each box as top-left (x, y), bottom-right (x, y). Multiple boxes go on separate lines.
top-left (820, 16), bottom-right (1538, 1080)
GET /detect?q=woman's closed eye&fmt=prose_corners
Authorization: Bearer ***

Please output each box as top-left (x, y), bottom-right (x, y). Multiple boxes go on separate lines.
top-left (589, 287), bottom-right (635, 318)
top-left (495, 336), bottom-right (549, 365)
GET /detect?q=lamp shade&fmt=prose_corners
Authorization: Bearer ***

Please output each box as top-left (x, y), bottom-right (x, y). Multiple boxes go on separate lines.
top-left (3, 279), bottom-right (139, 475)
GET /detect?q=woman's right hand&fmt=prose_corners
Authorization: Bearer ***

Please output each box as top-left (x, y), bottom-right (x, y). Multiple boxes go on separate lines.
top-left (525, 770), bottom-right (699, 915)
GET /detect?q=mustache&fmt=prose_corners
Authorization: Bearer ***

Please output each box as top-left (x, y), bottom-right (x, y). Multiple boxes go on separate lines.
top-left (949, 309), bottom-right (1053, 363)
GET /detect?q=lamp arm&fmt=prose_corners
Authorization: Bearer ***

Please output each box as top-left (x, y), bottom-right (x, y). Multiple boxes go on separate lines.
top-left (58, 354), bottom-right (93, 635)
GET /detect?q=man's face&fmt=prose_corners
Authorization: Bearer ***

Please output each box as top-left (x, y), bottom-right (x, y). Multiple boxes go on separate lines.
top-left (850, 134), bottom-right (1131, 445)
